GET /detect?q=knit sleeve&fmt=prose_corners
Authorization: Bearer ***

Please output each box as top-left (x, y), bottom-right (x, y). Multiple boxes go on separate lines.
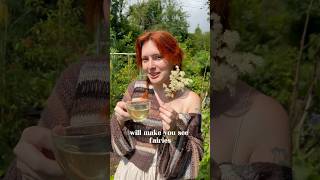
top-left (2, 62), bottom-right (83, 180)
top-left (219, 162), bottom-right (292, 179)
top-left (38, 62), bottom-right (83, 128)
top-left (110, 81), bottom-right (136, 157)
top-left (157, 113), bottom-right (204, 179)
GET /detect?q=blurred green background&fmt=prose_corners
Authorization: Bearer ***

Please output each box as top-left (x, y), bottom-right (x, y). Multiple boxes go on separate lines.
top-left (0, 0), bottom-right (98, 176)
top-left (228, 0), bottom-right (320, 179)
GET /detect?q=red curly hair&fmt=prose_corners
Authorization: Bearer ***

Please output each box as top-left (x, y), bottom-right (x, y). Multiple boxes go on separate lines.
top-left (135, 31), bottom-right (184, 68)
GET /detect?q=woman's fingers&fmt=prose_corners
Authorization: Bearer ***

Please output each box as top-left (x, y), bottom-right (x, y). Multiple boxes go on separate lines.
top-left (114, 106), bottom-right (129, 117)
top-left (15, 140), bottom-right (63, 177)
top-left (159, 106), bottom-right (172, 117)
top-left (17, 160), bottom-right (42, 180)
top-left (162, 119), bottom-right (171, 131)
top-left (159, 104), bottom-right (177, 117)
top-left (159, 106), bottom-right (178, 122)
top-left (18, 159), bottom-right (65, 180)
top-left (116, 101), bottom-right (129, 113)
top-left (117, 101), bottom-right (127, 109)
top-left (160, 112), bottom-right (177, 131)
top-left (154, 89), bottom-right (177, 115)
top-left (114, 101), bottom-right (131, 123)
top-left (154, 90), bottom-right (164, 105)
top-left (20, 126), bottom-right (54, 152)
top-left (160, 112), bottom-right (172, 124)
top-left (160, 103), bottom-right (174, 112)
top-left (14, 126), bottom-right (64, 177)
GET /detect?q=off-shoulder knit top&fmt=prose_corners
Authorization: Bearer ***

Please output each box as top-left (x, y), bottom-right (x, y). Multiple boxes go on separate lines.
top-left (111, 80), bottom-right (204, 179)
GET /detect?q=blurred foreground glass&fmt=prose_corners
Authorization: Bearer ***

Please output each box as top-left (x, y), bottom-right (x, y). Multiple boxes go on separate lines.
top-left (52, 123), bottom-right (110, 180)
top-left (126, 100), bottom-right (150, 122)
top-left (137, 69), bottom-right (148, 81)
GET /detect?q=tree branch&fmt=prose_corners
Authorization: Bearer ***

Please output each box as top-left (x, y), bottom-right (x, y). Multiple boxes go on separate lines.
top-left (290, 0), bottom-right (314, 128)
top-left (294, 48), bottom-right (319, 153)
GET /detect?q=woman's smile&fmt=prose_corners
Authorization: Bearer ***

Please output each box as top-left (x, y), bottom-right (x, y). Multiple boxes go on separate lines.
top-left (148, 72), bottom-right (161, 79)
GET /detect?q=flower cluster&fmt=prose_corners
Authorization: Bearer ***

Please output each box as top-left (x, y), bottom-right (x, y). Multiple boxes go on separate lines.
top-left (163, 66), bottom-right (192, 98)
top-left (211, 12), bottom-right (263, 95)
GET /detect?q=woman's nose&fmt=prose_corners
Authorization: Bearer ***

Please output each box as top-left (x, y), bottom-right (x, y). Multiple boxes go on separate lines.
top-left (148, 58), bottom-right (155, 68)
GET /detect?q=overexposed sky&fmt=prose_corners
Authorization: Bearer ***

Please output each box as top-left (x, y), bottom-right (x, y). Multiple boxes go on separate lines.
top-left (126, 0), bottom-right (210, 33)
top-left (178, 0), bottom-right (209, 33)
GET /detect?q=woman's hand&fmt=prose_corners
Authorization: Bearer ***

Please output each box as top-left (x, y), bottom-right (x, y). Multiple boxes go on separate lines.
top-left (14, 126), bottom-right (65, 180)
top-left (159, 103), bottom-right (179, 143)
top-left (154, 91), bottom-right (179, 132)
top-left (114, 101), bottom-right (131, 126)
top-left (159, 104), bottom-right (178, 132)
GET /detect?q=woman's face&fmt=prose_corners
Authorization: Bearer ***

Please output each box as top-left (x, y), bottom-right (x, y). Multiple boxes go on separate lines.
top-left (141, 40), bottom-right (174, 86)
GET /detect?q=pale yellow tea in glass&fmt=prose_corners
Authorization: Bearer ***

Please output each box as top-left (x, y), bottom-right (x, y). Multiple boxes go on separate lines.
top-left (126, 100), bottom-right (150, 122)
top-left (52, 123), bottom-right (110, 180)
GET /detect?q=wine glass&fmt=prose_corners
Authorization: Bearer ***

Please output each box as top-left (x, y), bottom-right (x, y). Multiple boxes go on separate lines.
top-left (52, 123), bottom-right (111, 180)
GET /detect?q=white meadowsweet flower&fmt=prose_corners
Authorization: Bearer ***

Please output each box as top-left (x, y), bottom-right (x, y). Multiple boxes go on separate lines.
top-left (212, 13), bottom-right (264, 94)
top-left (180, 71), bottom-right (185, 77)
top-left (222, 30), bottom-right (240, 50)
top-left (163, 66), bottom-right (193, 98)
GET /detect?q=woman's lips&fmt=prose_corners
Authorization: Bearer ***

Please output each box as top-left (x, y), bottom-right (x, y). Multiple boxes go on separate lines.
top-left (149, 72), bottom-right (160, 79)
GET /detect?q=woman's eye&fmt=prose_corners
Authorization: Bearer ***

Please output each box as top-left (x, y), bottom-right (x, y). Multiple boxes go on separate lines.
top-left (152, 54), bottom-right (162, 60)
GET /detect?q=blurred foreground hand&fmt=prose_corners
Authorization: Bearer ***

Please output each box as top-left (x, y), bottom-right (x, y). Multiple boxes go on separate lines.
top-left (14, 126), bottom-right (65, 180)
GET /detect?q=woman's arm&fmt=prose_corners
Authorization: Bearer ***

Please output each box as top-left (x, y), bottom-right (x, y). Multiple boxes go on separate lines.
top-left (157, 92), bottom-right (204, 179)
top-left (110, 81), bottom-right (136, 157)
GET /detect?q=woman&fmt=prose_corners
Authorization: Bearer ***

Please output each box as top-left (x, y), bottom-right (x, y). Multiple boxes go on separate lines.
top-left (111, 31), bottom-right (203, 179)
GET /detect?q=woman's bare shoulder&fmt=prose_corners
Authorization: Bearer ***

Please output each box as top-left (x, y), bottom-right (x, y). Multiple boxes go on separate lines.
top-left (250, 91), bottom-right (289, 124)
top-left (181, 89), bottom-right (201, 113)
top-left (247, 90), bottom-right (291, 165)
